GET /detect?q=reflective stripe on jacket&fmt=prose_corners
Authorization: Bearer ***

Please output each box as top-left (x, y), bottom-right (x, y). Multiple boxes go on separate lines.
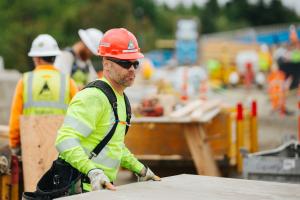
top-left (55, 78), bottom-right (143, 184)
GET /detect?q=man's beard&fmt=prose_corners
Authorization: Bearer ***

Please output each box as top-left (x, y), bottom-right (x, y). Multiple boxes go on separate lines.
top-left (117, 74), bottom-right (135, 87)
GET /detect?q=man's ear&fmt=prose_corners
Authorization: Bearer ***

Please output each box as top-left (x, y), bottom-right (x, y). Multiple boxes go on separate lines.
top-left (32, 57), bottom-right (40, 66)
top-left (102, 59), bottom-right (111, 71)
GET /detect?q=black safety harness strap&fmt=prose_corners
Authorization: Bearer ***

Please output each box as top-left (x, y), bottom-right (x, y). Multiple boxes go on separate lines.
top-left (84, 80), bottom-right (131, 158)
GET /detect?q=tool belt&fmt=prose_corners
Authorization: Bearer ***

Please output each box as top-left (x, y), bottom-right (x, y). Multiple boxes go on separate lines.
top-left (22, 158), bottom-right (82, 200)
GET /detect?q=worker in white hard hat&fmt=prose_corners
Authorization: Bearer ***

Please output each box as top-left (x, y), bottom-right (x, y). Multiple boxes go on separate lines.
top-left (9, 34), bottom-right (78, 155)
top-left (54, 28), bottom-right (103, 89)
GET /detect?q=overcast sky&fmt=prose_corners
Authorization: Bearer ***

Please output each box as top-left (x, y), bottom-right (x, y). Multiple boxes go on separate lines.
top-left (154, 0), bottom-right (300, 15)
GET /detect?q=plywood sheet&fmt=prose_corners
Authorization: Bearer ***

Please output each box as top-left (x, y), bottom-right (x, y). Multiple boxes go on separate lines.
top-left (20, 115), bottom-right (64, 192)
top-left (58, 174), bottom-right (300, 200)
top-left (127, 112), bottom-right (230, 159)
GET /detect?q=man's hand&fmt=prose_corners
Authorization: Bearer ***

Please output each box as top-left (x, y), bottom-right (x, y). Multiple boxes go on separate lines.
top-left (88, 169), bottom-right (116, 191)
top-left (137, 166), bottom-right (161, 182)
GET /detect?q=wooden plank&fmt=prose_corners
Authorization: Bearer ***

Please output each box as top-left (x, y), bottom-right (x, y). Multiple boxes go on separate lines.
top-left (20, 115), bottom-right (64, 192)
top-left (0, 175), bottom-right (10, 200)
top-left (169, 100), bottom-right (203, 118)
top-left (190, 100), bottom-right (220, 120)
top-left (131, 108), bottom-right (219, 123)
top-left (184, 125), bottom-right (220, 176)
top-left (202, 111), bottom-right (231, 157)
top-left (58, 174), bottom-right (300, 200)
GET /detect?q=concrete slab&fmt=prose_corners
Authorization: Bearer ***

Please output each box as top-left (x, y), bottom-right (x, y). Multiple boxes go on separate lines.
top-left (58, 174), bottom-right (300, 200)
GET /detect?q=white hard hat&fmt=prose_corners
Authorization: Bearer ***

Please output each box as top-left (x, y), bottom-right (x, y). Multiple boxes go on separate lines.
top-left (78, 28), bottom-right (103, 55)
top-left (255, 72), bottom-right (266, 86)
top-left (28, 34), bottom-right (60, 57)
top-left (229, 72), bottom-right (240, 85)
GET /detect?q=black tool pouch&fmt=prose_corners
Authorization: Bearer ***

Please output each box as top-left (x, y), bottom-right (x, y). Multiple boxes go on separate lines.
top-left (22, 158), bottom-right (81, 200)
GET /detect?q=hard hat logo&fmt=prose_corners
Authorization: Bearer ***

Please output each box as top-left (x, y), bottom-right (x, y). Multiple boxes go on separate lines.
top-left (38, 42), bottom-right (44, 48)
top-left (128, 40), bottom-right (135, 50)
top-left (100, 42), bottom-right (110, 47)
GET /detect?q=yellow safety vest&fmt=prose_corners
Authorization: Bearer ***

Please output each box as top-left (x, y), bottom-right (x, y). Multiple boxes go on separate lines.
top-left (22, 70), bottom-right (70, 115)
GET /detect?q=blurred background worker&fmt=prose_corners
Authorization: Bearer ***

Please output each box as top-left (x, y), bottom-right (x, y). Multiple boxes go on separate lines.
top-left (9, 34), bottom-right (78, 154)
top-left (258, 44), bottom-right (272, 73)
top-left (54, 28), bottom-right (103, 89)
top-left (267, 62), bottom-right (293, 116)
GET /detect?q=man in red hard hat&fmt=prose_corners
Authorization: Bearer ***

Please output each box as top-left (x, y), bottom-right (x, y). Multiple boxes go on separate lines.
top-left (55, 28), bottom-right (161, 193)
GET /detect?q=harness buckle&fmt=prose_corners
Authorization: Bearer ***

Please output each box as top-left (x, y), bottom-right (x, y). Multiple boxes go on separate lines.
top-left (90, 152), bottom-right (97, 159)
top-left (112, 102), bottom-right (118, 108)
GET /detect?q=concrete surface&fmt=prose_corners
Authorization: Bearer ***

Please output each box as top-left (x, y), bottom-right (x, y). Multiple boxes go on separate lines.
top-left (58, 174), bottom-right (300, 200)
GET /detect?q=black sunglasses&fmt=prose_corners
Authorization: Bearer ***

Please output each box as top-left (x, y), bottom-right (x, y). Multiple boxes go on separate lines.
top-left (107, 57), bottom-right (139, 69)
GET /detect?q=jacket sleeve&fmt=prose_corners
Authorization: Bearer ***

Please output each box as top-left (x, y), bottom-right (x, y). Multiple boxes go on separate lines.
top-left (120, 145), bottom-right (144, 174)
top-left (55, 89), bottom-right (104, 175)
top-left (9, 79), bottom-right (23, 148)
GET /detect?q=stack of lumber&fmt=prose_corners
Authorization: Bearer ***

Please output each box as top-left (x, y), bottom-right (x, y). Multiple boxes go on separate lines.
top-left (169, 99), bottom-right (221, 122)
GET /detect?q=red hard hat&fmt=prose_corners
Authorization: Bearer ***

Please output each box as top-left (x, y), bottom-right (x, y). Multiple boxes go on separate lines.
top-left (98, 28), bottom-right (144, 60)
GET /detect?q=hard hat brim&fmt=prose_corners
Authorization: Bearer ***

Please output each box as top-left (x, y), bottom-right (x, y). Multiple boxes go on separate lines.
top-left (78, 29), bottom-right (98, 55)
top-left (102, 52), bottom-right (144, 60)
top-left (28, 50), bottom-right (61, 57)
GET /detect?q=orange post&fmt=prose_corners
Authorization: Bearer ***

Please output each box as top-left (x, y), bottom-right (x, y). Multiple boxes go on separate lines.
top-left (236, 103), bottom-right (244, 173)
top-left (199, 79), bottom-right (208, 100)
top-left (181, 67), bottom-right (189, 101)
top-left (250, 100), bottom-right (258, 153)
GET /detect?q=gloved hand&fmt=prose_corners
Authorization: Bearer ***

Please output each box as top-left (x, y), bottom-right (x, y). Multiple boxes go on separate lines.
top-left (11, 147), bottom-right (21, 156)
top-left (137, 166), bottom-right (161, 182)
top-left (87, 169), bottom-right (116, 191)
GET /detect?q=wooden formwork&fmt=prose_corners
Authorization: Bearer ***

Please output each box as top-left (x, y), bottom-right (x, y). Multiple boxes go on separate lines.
top-left (125, 111), bottom-right (231, 174)
top-left (126, 111), bottom-right (231, 160)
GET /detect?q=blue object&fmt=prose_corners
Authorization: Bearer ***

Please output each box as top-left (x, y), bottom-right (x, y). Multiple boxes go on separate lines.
top-left (238, 28), bottom-right (300, 45)
top-left (145, 50), bottom-right (174, 68)
top-left (176, 39), bottom-right (198, 65)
